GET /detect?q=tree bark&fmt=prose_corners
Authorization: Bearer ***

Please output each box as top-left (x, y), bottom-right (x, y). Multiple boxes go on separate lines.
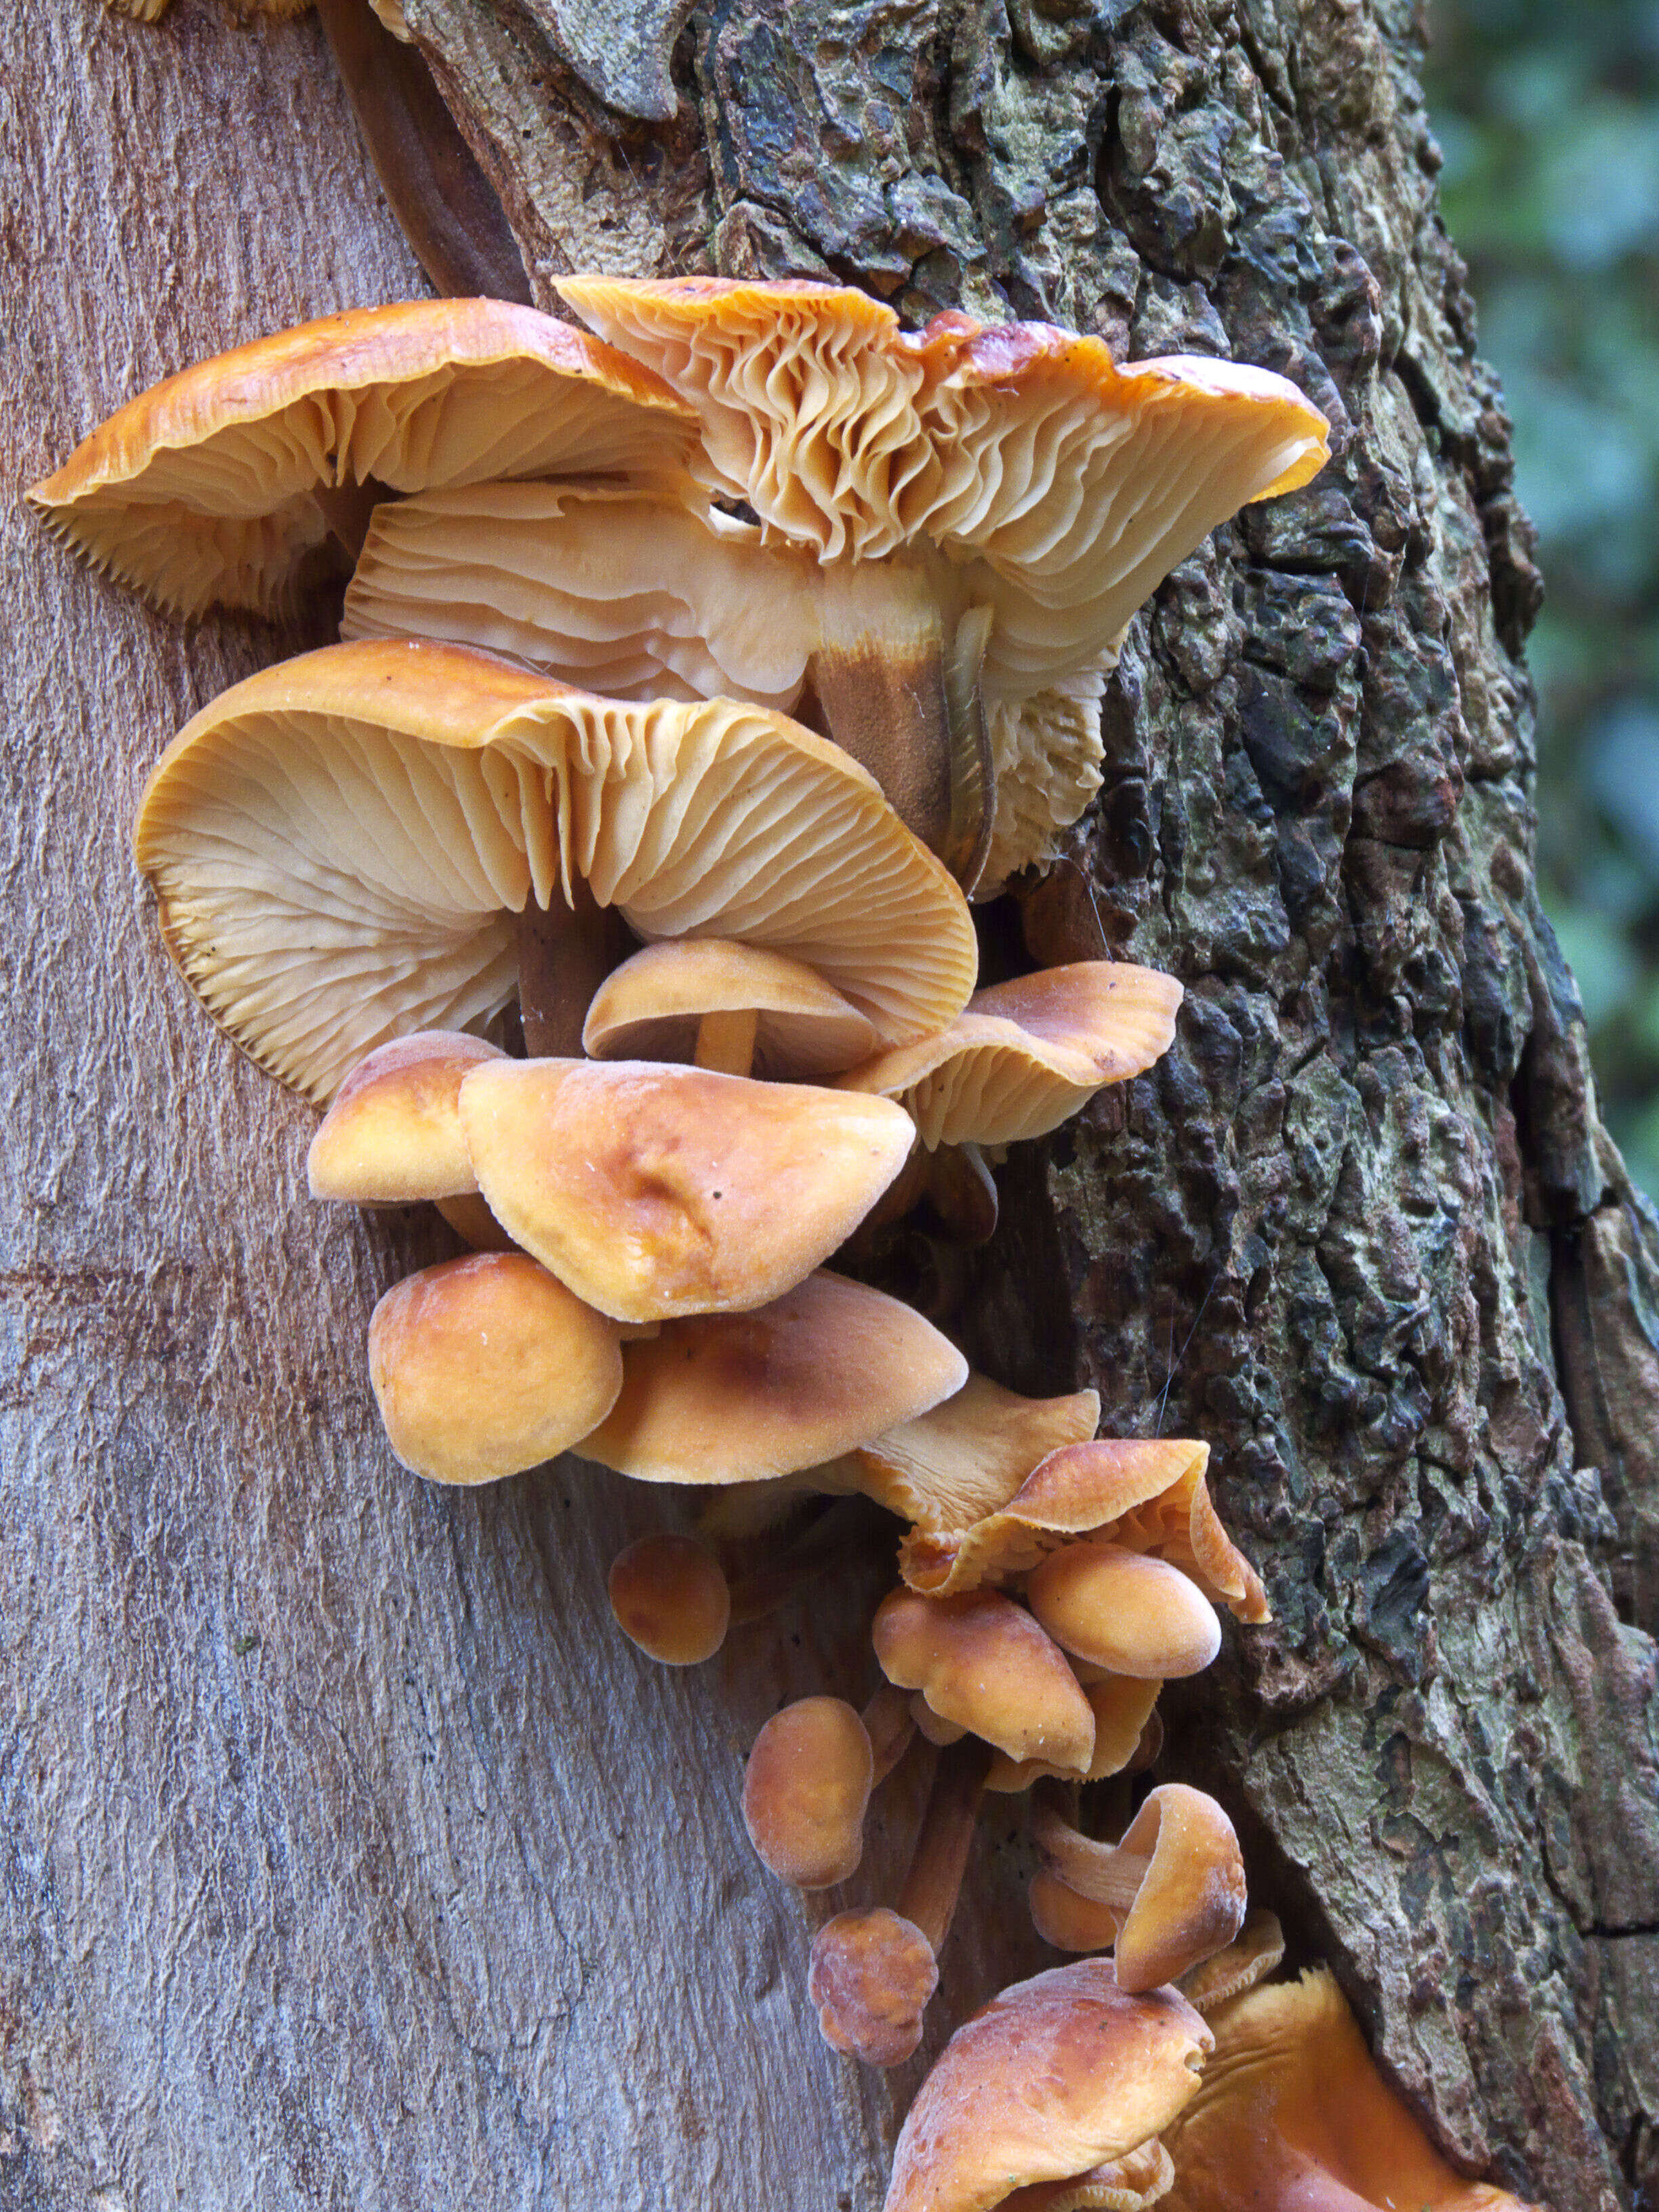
top-left (7, 2), bottom-right (1656, 2210)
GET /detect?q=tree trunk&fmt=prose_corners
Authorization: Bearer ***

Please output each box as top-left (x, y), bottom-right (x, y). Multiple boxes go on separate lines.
top-left (7, 2), bottom-right (1656, 2209)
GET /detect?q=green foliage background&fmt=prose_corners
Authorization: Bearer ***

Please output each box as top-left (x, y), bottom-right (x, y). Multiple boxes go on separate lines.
top-left (1425, 0), bottom-right (1659, 1193)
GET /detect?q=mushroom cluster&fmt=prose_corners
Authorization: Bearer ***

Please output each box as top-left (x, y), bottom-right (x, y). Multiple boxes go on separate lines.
top-left (33, 280), bottom-right (1347, 2201)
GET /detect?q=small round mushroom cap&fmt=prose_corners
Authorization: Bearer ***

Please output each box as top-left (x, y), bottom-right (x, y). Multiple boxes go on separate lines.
top-left (368, 1251), bottom-right (623, 1484)
top-left (1026, 1544), bottom-right (1222, 1680)
top-left (985, 1674), bottom-right (1162, 1794)
top-left (607, 1534), bottom-right (730, 1664)
top-left (455, 1059), bottom-right (913, 1322)
top-left (583, 939), bottom-right (878, 1078)
top-left (556, 279), bottom-right (1330, 888)
top-left (808, 1907), bottom-right (940, 2068)
top-left (1160, 1968), bottom-right (1542, 2212)
top-left (743, 1696), bottom-right (874, 1887)
top-left (900, 1437), bottom-right (1267, 1619)
top-left (577, 1270), bottom-right (969, 1486)
top-left (853, 1373), bottom-right (1101, 1533)
top-left (134, 639), bottom-right (979, 1105)
top-left (839, 962), bottom-right (1183, 1150)
top-left (873, 1587), bottom-right (1095, 1770)
top-left (883, 1959), bottom-right (1213, 2212)
top-left (307, 1030), bottom-right (502, 1202)
top-left (24, 302), bottom-right (697, 620)
top-left (1035, 1784), bottom-right (1247, 1994)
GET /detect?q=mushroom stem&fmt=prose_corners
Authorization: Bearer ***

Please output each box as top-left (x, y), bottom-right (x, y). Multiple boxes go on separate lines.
top-left (806, 568), bottom-right (994, 889)
top-left (314, 0), bottom-right (533, 304)
top-left (897, 1736), bottom-right (990, 1954)
top-left (1031, 1786), bottom-right (1149, 1912)
top-left (311, 476), bottom-right (386, 567)
top-left (693, 1006), bottom-right (758, 1076)
top-left (923, 1141), bottom-right (998, 1245)
top-left (861, 1681), bottom-right (917, 1786)
top-left (514, 880), bottom-right (634, 1058)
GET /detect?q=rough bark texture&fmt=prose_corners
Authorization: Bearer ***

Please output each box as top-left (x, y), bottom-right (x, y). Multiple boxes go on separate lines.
top-left (7, 1), bottom-right (1658, 2209)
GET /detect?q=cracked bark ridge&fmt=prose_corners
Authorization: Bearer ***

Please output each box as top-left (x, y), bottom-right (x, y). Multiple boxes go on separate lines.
top-left (399, 0), bottom-right (1659, 2203)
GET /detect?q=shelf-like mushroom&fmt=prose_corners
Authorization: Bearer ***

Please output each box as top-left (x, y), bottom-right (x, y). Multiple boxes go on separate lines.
top-left (576, 1270), bottom-right (969, 1486)
top-left (1161, 1967), bottom-right (1540, 2211)
top-left (1030, 1782), bottom-right (1247, 1992)
top-left (368, 1250), bottom-right (623, 1484)
top-left (882, 1957), bottom-right (1213, 2212)
top-left (455, 1058), bottom-right (914, 1322)
top-left (26, 302), bottom-right (696, 619)
top-left (582, 939), bottom-right (878, 1078)
top-left (134, 638), bottom-right (979, 1103)
top-left (548, 278), bottom-right (1330, 888)
top-left (838, 961), bottom-right (1184, 1150)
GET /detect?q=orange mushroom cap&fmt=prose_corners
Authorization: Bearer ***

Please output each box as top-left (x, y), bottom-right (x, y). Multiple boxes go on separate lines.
top-left (582, 938), bottom-right (878, 1078)
top-left (884, 1960), bottom-right (1213, 2212)
top-left (1026, 1542), bottom-right (1222, 1680)
top-left (873, 1586), bottom-right (1095, 1771)
top-left (838, 962), bottom-right (1183, 1150)
top-left (26, 302), bottom-right (696, 620)
top-left (577, 1270), bottom-right (969, 1486)
top-left (455, 1058), bottom-right (913, 1323)
top-left (985, 1674), bottom-right (1162, 1795)
top-left (555, 279), bottom-right (1330, 890)
top-left (368, 1251), bottom-right (622, 1484)
top-left (853, 1372), bottom-right (1102, 1532)
top-left (134, 638), bottom-right (979, 1105)
top-left (743, 1696), bottom-right (875, 1889)
top-left (1031, 1784), bottom-right (1247, 1994)
top-left (809, 1906), bottom-right (939, 2068)
top-left (899, 1437), bottom-right (1267, 1620)
top-left (306, 1029), bottom-right (502, 1203)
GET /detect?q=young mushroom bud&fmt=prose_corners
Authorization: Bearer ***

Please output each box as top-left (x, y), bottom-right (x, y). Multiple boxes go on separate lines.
top-left (882, 1958), bottom-right (1214, 2212)
top-left (1026, 1539), bottom-right (1223, 1679)
top-left (1030, 1782), bottom-right (1247, 1992)
top-left (743, 1696), bottom-right (874, 1889)
top-left (607, 1534), bottom-right (730, 1664)
top-left (808, 1737), bottom-right (989, 2066)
